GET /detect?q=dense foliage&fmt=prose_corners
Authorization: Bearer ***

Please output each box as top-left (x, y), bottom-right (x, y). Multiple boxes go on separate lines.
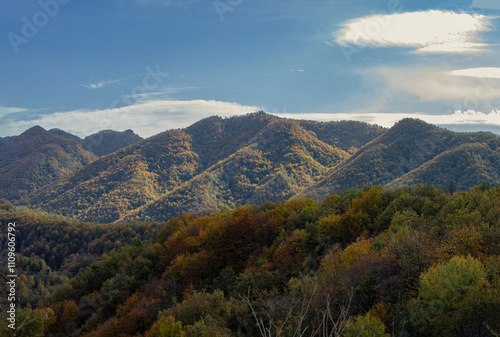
top-left (305, 119), bottom-right (500, 199)
top-left (0, 126), bottom-right (96, 201)
top-left (12, 114), bottom-right (500, 225)
top-left (0, 199), bottom-right (161, 310)
top-left (2, 184), bottom-right (499, 336)
top-left (80, 129), bottom-right (143, 157)
top-left (23, 113), bottom-right (385, 223)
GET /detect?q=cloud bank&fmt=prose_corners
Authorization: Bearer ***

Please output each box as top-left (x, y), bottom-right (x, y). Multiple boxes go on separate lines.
top-left (271, 110), bottom-right (500, 130)
top-left (3, 100), bottom-right (261, 138)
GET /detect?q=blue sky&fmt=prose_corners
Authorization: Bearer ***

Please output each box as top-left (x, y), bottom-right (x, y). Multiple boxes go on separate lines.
top-left (1, 0), bottom-right (500, 137)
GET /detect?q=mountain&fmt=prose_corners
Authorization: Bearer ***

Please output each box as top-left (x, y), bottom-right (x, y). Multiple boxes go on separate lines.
top-left (21, 113), bottom-right (383, 222)
top-left (387, 142), bottom-right (500, 190)
top-left (81, 129), bottom-right (143, 156)
top-left (0, 126), bottom-right (96, 201)
top-left (48, 128), bottom-right (143, 156)
top-left (16, 115), bottom-right (500, 223)
top-left (297, 120), bottom-right (385, 153)
top-left (302, 119), bottom-right (500, 199)
top-left (121, 115), bottom-right (350, 221)
top-left (48, 128), bottom-right (82, 142)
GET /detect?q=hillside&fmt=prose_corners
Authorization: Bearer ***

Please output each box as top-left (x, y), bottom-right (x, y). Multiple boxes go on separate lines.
top-left (0, 199), bottom-right (161, 310)
top-left (6, 184), bottom-right (499, 337)
top-left (48, 128), bottom-right (143, 156)
top-left (81, 129), bottom-right (143, 156)
top-left (12, 115), bottom-right (500, 223)
top-left (297, 119), bottom-right (386, 153)
top-left (122, 117), bottom-right (349, 221)
top-left (302, 119), bottom-right (500, 199)
top-left (388, 142), bottom-right (500, 190)
top-left (22, 129), bottom-right (200, 222)
top-left (0, 126), bottom-right (96, 201)
top-left (20, 113), bottom-right (383, 223)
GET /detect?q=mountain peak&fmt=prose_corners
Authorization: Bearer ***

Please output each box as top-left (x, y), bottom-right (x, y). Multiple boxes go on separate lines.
top-left (17, 125), bottom-right (64, 144)
top-left (384, 118), bottom-right (440, 138)
top-left (394, 118), bottom-right (429, 127)
top-left (81, 129), bottom-right (143, 156)
top-left (49, 128), bottom-right (81, 142)
top-left (21, 125), bottom-right (47, 136)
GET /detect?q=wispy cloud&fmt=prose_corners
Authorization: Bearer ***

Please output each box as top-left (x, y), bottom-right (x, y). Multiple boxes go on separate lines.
top-left (449, 67), bottom-right (500, 79)
top-left (80, 79), bottom-right (124, 90)
top-left (123, 85), bottom-right (199, 103)
top-left (336, 10), bottom-right (494, 54)
top-left (4, 100), bottom-right (261, 138)
top-left (0, 106), bottom-right (28, 117)
top-left (377, 67), bottom-right (500, 103)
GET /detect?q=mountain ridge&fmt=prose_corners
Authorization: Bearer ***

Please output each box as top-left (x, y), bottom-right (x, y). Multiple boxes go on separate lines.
top-left (18, 113), bottom-right (381, 222)
top-left (6, 114), bottom-right (500, 223)
top-left (301, 118), bottom-right (500, 200)
top-left (0, 126), bottom-right (96, 201)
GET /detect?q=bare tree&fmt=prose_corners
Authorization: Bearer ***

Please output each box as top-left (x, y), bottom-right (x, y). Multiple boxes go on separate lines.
top-left (309, 289), bottom-right (354, 337)
top-left (242, 280), bottom-right (354, 337)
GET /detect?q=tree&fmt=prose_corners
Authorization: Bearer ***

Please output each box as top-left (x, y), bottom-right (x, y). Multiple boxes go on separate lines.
top-left (344, 314), bottom-right (390, 337)
top-left (408, 255), bottom-right (490, 335)
top-left (145, 316), bottom-right (185, 337)
top-left (419, 255), bottom-right (486, 313)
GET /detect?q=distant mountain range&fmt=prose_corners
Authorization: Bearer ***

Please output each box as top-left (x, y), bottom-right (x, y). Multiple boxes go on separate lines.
top-left (0, 127), bottom-right (142, 202)
top-left (2, 112), bottom-right (499, 223)
top-left (301, 118), bottom-right (500, 199)
top-left (0, 126), bottom-right (95, 201)
top-left (49, 128), bottom-right (143, 156)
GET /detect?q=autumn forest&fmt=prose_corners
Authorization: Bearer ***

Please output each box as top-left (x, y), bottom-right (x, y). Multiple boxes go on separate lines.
top-left (1, 113), bottom-right (499, 336)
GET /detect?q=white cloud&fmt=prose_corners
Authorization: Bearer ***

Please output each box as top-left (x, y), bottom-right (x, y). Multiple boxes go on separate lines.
top-left (270, 110), bottom-right (500, 129)
top-left (4, 100), bottom-right (261, 138)
top-left (336, 10), bottom-right (494, 53)
top-left (415, 43), bottom-right (489, 54)
top-left (80, 79), bottom-right (124, 90)
top-left (4, 101), bottom-right (500, 139)
top-left (449, 67), bottom-right (500, 79)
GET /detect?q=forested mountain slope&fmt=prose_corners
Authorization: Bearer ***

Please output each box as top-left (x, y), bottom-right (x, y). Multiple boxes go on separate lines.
top-left (302, 119), bottom-right (500, 199)
top-left (5, 184), bottom-right (499, 337)
top-left (21, 113), bottom-right (383, 222)
top-left (11, 114), bottom-right (500, 223)
top-left (0, 126), bottom-right (96, 201)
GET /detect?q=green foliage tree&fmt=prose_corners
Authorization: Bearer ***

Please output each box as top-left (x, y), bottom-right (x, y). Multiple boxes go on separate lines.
top-left (419, 255), bottom-right (486, 313)
top-left (345, 314), bottom-right (390, 337)
top-left (145, 316), bottom-right (185, 337)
